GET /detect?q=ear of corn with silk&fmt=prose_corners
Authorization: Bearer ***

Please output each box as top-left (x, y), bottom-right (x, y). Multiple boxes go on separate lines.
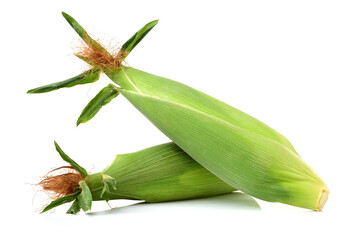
top-left (42, 141), bottom-right (236, 214)
top-left (29, 12), bottom-right (329, 211)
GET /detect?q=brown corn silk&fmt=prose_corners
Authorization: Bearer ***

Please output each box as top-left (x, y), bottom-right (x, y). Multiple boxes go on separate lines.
top-left (38, 166), bottom-right (84, 200)
top-left (75, 34), bottom-right (127, 71)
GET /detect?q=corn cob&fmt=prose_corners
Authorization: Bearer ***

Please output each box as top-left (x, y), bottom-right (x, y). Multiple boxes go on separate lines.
top-left (41, 141), bottom-right (236, 213)
top-left (29, 13), bottom-right (329, 210)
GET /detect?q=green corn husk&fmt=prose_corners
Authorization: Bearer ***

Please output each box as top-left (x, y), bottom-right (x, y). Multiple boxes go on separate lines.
top-left (42, 141), bottom-right (237, 214)
top-left (112, 68), bottom-right (329, 210)
top-left (29, 13), bottom-right (329, 211)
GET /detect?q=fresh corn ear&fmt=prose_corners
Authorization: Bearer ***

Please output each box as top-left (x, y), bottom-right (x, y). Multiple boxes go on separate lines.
top-left (41, 141), bottom-right (237, 213)
top-left (30, 13), bottom-right (329, 211)
top-left (111, 69), bottom-right (329, 211)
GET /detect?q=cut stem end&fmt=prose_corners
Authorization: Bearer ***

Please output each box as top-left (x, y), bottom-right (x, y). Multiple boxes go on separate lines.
top-left (317, 187), bottom-right (329, 211)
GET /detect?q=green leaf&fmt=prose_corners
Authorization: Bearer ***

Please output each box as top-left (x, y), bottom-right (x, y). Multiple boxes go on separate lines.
top-left (77, 84), bottom-right (120, 126)
top-left (54, 141), bottom-right (88, 177)
top-left (120, 20), bottom-right (159, 59)
top-left (41, 192), bottom-right (79, 213)
top-left (27, 68), bottom-right (101, 94)
top-left (77, 181), bottom-right (92, 212)
top-left (100, 174), bottom-right (117, 202)
top-left (62, 12), bottom-right (111, 57)
top-left (66, 199), bottom-right (81, 214)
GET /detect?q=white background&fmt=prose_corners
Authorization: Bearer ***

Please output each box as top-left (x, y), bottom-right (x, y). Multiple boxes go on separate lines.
top-left (1, 0), bottom-right (359, 239)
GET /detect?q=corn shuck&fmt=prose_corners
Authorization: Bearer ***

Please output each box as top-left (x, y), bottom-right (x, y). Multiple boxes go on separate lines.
top-left (41, 141), bottom-right (236, 213)
top-left (29, 12), bottom-right (329, 211)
